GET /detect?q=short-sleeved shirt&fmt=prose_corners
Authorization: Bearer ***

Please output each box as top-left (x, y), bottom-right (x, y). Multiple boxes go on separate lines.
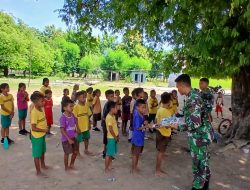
top-left (60, 113), bottom-right (77, 142)
top-left (0, 94), bottom-right (14, 115)
top-left (122, 95), bottom-right (132, 114)
top-left (31, 107), bottom-right (47, 138)
top-left (156, 107), bottom-right (172, 137)
top-left (40, 85), bottom-right (51, 95)
top-left (106, 113), bottom-right (118, 139)
top-left (17, 91), bottom-right (28, 110)
top-left (73, 104), bottom-right (92, 132)
top-left (92, 96), bottom-right (101, 114)
top-left (131, 109), bottom-right (145, 146)
top-left (87, 93), bottom-right (94, 107)
top-left (148, 97), bottom-right (158, 114)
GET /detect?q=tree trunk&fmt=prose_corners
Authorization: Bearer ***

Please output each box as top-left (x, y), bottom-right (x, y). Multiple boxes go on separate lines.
top-left (23, 70), bottom-right (26, 77)
top-left (3, 66), bottom-right (8, 77)
top-left (231, 65), bottom-right (250, 139)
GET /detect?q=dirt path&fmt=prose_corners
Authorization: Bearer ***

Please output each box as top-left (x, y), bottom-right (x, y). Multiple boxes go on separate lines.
top-left (0, 91), bottom-right (249, 190)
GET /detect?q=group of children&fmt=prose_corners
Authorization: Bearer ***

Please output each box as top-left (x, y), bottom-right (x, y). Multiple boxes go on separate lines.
top-left (0, 77), bottom-right (225, 178)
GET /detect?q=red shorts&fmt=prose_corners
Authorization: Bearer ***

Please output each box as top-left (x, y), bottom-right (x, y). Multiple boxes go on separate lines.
top-left (215, 105), bottom-right (222, 113)
top-left (122, 113), bottom-right (130, 121)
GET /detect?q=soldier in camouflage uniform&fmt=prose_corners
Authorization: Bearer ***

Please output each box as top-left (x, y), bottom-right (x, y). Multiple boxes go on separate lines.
top-left (172, 74), bottom-right (213, 190)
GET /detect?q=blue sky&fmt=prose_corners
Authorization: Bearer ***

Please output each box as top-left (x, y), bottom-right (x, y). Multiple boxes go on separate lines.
top-left (0, 0), bottom-right (66, 30)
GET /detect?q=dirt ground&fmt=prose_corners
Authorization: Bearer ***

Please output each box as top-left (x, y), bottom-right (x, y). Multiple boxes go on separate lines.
top-left (0, 87), bottom-right (249, 190)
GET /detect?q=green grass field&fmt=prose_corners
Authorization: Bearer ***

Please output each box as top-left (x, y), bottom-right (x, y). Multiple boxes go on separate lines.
top-left (0, 76), bottom-right (232, 97)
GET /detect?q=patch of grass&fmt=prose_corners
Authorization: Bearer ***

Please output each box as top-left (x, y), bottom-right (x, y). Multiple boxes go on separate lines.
top-left (191, 78), bottom-right (232, 90)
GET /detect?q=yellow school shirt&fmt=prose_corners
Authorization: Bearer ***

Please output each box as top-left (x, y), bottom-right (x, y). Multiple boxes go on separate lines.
top-left (73, 104), bottom-right (92, 132)
top-left (40, 85), bottom-right (51, 95)
top-left (106, 113), bottom-right (118, 139)
top-left (31, 107), bottom-right (47, 138)
top-left (87, 93), bottom-right (94, 107)
top-left (156, 107), bottom-right (172, 137)
top-left (0, 94), bottom-right (14, 115)
top-left (148, 97), bottom-right (158, 114)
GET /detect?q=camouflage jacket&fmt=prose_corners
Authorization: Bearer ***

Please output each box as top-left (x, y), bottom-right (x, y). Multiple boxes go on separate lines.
top-left (200, 89), bottom-right (214, 119)
top-left (178, 89), bottom-right (213, 146)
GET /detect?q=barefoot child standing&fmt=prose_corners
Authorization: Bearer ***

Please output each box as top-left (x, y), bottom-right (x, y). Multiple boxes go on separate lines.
top-left (155, 92), bottom-right (172, 176)
top-left (92, 89), bottom-right (102, 131)
top-left (105, 101), bottom-right (119, 175)
top-left (44, 90), bottom-right (53, 135)
top-left (73, 91), bottom-right (92, 156)
top-left (216, 92), bottom-right (224, 119)
top-left (131, 99), bottom-right (149, 174)
top-left (121, 87), bottom-right (132, 136)
top-left (30, 92), bottom-right (49, 175)
top-left (60, 99), bottom-right (79, 170)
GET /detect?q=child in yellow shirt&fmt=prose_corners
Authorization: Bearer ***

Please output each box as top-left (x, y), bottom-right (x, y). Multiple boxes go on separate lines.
top-left (40, 78), bottom-right (51, 95)
top-left (0, 83), bottom-right (14, 144)
top-left (105, 101), bottom-right (119, 176)
top-left (148, 90), bottom-right (158, 123)
top-left (155, 92), bottom-right (172, 176)
top-left (171, 90), bottom-right (179, 114)
top-left (30, 92), bottom-right (49, 175)
top-left (86, 87), bottom-right (94, 110)
top-left (73, 90), bottom-right (92, 156)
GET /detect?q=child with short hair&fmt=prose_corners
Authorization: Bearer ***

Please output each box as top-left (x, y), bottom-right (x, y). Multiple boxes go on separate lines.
top-left (148, 89), bottom-right (158, 124)
top-left (171, 90), bottom-right (179, 114)
top-left (30, 92), bottom-right (49, 175)
top-left (60, 99), bottom-right (79, 170)
top-left (17, 83), bottom-right (29, 135)
top-left (61, 88), bottom-right (70, 113)
top-left (0, 83), bottom-right (14, 144)
top-left (92, 89), bottom-right (101, 131)
top-left (216, 92), bottom-right (224, 119)
top-left (73, 91), bottom-right (92, 156)
top-left (71, 84), bottom-right (79, 102)
top-left (114, 90), bottom-right (122, 124)
top-left (131, 99), bottom-right (149, 174)
top-left (105, 101), bottom-right (119, 175)
top-left (40, 78), bottom-right (51, 95)
top-left (121, 87), bottom-right (132, 136)
top-left (44, 90), bottom-right (53, 135)
top-left (86, 87), bottom-right (94, 110)
top-left (101, 89), bottom-right (115, 158)
top-left (155, 92), bottom-right (172, 176)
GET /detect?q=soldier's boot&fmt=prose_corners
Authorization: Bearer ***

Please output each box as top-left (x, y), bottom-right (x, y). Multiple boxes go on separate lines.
top-left (203, 180), bottom-right (209, 190)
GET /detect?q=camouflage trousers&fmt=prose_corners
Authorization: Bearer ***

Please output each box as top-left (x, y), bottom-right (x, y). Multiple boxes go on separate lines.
top-left (190, 144), bottom-right (210, 189)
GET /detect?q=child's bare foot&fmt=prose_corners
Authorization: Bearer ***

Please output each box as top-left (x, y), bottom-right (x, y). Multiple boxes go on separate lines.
top-left (84, 150), bottom-right (94, 156)
top-left (41, 165), bottom-right (49, 170)
top-left (65, 166), bottom-right (70, 171)
top-left (37, 172), bottom-right (48, 178)
top-left (69, 165), bottom-right (76, 170)
top-left (77, 153), bottom-right (84, 159)
top-left (155, 170), bottom-right (167, 177)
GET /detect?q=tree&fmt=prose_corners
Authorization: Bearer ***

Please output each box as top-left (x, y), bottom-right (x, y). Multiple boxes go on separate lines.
top-left (56, 38), bottom-right (80, 76)
top-left (79, 54), bottom-right (103, 77)
top-left (59, 0), bottom-right (250, 140)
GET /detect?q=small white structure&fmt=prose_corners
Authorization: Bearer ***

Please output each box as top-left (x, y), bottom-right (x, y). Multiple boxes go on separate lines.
top-left (168, 73), bottom-right (181, 87)
top-left (131, 70), bottom-right (146, 83)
